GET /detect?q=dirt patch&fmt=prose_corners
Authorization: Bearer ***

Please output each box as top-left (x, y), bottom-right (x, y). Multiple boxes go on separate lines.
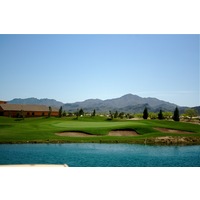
top-left (55, 132), bottom-right (97, 137)
top-left (108, 130), bottom-right (138, 136)
top-left (154, 127), bottom-right (194, 134)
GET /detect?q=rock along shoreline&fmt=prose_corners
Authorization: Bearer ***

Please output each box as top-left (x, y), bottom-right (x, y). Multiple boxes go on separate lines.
top-left (1, 136), bottom-right (200, 145)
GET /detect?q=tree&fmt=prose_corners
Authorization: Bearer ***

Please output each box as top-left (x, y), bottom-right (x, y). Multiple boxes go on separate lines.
top-left (143, 107), bottom-right (148, 119)
top-left (16, 110), bottom-right (24, 118)
top-left (184, 108), bottom-right (197, 120)
top-left (79, 108), bottom-right (84, 116)
top-left (114, 111), bottom-right (118, 118)
top-left (126, 113), bottom-right (132, 119)
top-left (149, 112), bottom-right (157, 119)
top-left (19, 110), bottom-right (24, 119)
top-left (63, 110), bottom-right (66, 117)
top-left (173, 107), bottom-right (180, 121)
top-left (75, 109), bottom-right (79, 119)
top-left (158, 109), bottom-right (164, 120)
top-left (163, 112), bottom-right (173, 120)
top-left (92, 109), bottom-right (96, 117)
top-left (48, 106), bottom-right (52, 118)
top-left (135, 113), bottom-right (143, 118)
top-left (59, 106), bottom-right (63, 117)
top-left (109, 111), bottom-right (113, 120)
top-left (119, 112), bottom-right (124, 119)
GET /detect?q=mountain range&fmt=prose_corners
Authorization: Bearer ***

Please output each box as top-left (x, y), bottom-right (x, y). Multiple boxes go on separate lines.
top-left (62, 94), bottom-right (178, 113)
top-left (9, 97), bottom-right (64, 108)
top-left (8, 94), bottom-right (199, 114)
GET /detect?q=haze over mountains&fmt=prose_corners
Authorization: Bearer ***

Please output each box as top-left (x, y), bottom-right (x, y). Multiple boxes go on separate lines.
top-left (8, 94), bottom-right (199, 114)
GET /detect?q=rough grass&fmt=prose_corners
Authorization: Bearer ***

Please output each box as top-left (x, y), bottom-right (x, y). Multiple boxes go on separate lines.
top-left (0, 116), bottom-right (199, 144)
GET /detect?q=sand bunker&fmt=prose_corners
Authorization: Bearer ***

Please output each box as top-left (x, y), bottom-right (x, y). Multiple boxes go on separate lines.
top-left (108, 130), bottom-right (138, 136)
top-left (56, 130), bottom-right (138, 137)
top-left (55, 132), bottom-right (96, 137)
top-left (154, 127), bottom-right (194, 134)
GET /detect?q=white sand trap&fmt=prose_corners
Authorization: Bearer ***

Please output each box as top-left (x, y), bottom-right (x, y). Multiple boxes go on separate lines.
top-left (108, 130), bottom-right (138, 136)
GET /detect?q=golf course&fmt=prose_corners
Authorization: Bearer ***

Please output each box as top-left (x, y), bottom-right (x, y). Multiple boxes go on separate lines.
top-left (0, 116), bottom-right (200, 145)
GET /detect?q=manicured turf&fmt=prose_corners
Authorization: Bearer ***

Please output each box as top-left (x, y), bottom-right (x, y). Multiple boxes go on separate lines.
top-left (0, 116), bottom-right (199, 144)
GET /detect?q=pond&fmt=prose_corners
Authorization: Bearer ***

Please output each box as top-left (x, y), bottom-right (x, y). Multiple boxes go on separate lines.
top-left (0, 143), bottom-right (200, 167)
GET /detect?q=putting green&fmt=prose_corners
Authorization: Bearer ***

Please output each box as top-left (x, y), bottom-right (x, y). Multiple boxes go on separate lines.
top-left (53, 121), bottom-right (144, 128)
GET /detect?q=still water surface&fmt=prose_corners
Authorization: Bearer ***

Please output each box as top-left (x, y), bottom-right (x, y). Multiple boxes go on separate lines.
top-left (0, 143), bottom-right (200, 167)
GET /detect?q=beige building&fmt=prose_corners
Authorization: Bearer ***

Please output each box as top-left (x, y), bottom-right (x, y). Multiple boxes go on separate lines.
top-left (0, 103), bottom-right (59, 118)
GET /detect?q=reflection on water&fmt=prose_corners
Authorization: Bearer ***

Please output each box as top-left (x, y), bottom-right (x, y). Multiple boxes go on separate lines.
top-left (0, 143), bottom-right (200, 167)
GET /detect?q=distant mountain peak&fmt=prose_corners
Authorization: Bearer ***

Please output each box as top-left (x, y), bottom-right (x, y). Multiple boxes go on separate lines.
top-left (62, 93), bottom-right (179, 113)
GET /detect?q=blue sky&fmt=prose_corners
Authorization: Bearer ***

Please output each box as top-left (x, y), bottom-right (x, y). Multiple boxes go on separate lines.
top-left (0, 34), bottom-right (199, 107)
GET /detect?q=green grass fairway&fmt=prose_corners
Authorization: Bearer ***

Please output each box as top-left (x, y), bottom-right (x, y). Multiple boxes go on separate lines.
top-left (0, 116), bottom-right (200, 144)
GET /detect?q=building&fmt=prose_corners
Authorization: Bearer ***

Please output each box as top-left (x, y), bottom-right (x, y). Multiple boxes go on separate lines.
top-left (0, 103), bottom-right (59, 118)
top-left (0, 100), bottom-right (7, 104)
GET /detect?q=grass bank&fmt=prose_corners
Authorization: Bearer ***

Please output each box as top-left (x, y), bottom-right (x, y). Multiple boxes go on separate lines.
top-left (0, 116), bottom-right (200, 145)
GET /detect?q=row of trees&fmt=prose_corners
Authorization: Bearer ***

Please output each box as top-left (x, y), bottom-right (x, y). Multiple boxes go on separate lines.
top-left (143, 107), bottom-right (180, 121)
top-left (58, 107), bottom-right (96, 119)
top-left (57, 106), bottom-right (198, 121)
top-left (108, 111), bottom-right (133, 119)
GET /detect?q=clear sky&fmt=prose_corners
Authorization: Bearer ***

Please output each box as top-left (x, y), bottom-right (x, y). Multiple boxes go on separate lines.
top-left (0, 34), bottom-right (199, 107)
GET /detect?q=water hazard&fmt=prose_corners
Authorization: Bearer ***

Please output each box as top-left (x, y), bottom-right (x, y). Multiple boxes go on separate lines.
top-left (0, 143), bottom-right (200, 167)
